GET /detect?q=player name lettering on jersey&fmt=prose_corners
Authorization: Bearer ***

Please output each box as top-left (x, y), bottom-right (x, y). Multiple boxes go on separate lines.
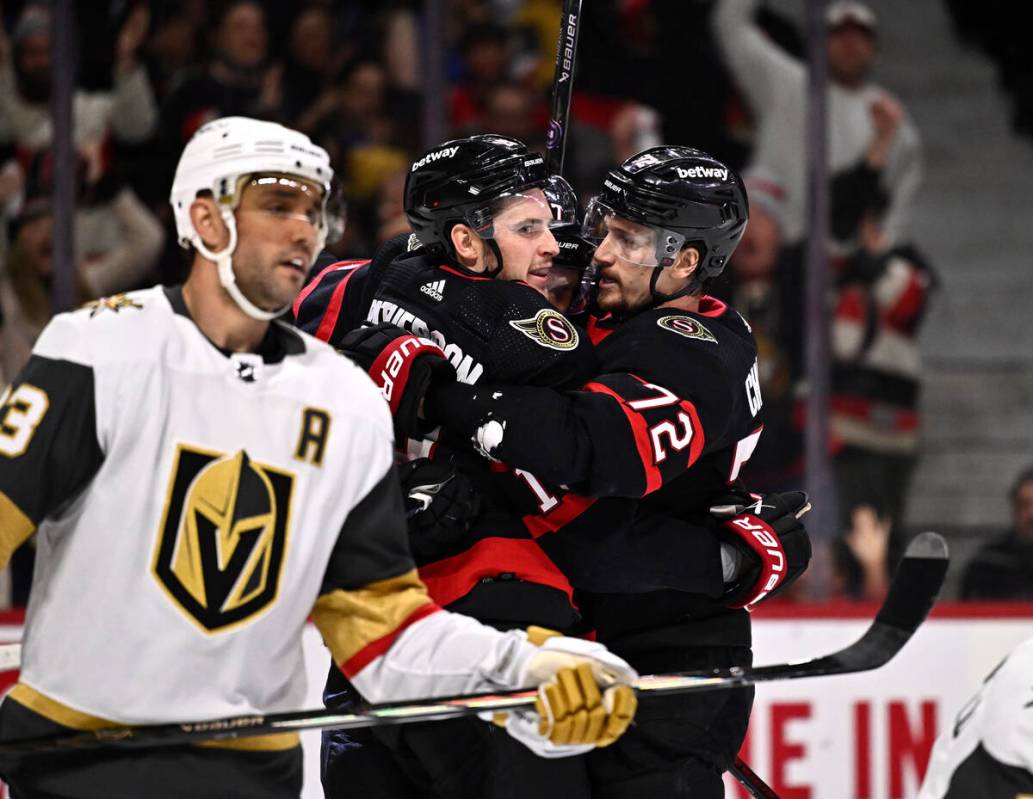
top-left (367, 299), bottom-right (484, 384)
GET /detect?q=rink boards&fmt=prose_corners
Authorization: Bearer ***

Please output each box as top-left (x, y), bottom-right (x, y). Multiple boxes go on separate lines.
top-left (1, 604), bottom-right (1031, 799)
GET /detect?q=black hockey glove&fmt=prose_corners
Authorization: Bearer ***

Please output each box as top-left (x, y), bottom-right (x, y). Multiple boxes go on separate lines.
top-left (338, 323), bottom-right (456, 438)
top-left (710, 490), bottom-right (812, 610)
top-left (397, 458), bottom-right (481, 562)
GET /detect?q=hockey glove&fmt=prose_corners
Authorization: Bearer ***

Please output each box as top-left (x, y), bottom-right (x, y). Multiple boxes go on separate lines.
top-left (488, 626), bottom-right (638, 757)
top-left (397, 458), bottom-right (481, 562)
top-left (338, 323), bottom-right (456, 438)
top-left (711, 490), bottom-right (812, 609)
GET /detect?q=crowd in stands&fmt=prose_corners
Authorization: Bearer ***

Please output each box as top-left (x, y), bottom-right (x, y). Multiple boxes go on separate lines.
top-left (0, 0), bottom-right (1029, 605)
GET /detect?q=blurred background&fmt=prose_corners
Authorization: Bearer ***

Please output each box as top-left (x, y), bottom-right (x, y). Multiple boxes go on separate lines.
top-left (0, 0), bottom-right (1031, 608)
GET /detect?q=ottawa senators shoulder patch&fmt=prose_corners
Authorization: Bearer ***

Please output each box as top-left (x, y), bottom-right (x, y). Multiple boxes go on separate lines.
top-left (509, 309), bottom-right (580, 350)
top-left (657, 314), bottom-right (717, 344)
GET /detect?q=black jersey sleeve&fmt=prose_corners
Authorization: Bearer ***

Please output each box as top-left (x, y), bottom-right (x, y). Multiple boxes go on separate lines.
top-left (292, 260), bottom-right (373, 345)
top-left (426, 368), bottom-right (730, 498)
top-left (318, 465), bottom-right (416, 595)
top-left (0, 355), bottom-right (104, 566)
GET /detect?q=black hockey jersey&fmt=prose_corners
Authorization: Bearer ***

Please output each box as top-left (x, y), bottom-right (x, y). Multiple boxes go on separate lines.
top-left (426, 296), bottom-right (764, 646)
top-left (293, 239), bottom-right (600, 630)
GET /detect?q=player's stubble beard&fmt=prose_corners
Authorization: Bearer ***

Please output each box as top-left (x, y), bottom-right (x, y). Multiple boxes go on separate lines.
top-left (232, 242), bottom-right (306, 313)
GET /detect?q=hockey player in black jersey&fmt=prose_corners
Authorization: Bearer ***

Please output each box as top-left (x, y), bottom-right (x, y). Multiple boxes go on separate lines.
top-left (417, 147), bottom-right (813, 798)
top-left (0, 119), bottom-right (639, 799)
top-left (297, 135), bottom-right (621, 798)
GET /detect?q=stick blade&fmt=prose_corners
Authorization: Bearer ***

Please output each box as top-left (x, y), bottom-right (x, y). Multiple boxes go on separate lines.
top-left (874, 531), bottom-right (949, 635)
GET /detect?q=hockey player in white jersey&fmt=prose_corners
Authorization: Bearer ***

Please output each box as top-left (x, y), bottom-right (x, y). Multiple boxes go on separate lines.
top-left (918, 635), bottom-right (1033, 798)
top-left (0, 116), bottom-right (637, 799)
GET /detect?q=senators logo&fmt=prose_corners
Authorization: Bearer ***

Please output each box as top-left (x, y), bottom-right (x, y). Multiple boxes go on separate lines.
top-left (657, 315), bottom-right (717, 344)
top-left (153, 445), bottom-right (294, 633)
top-left (509, 309), bottom-right (579, 351)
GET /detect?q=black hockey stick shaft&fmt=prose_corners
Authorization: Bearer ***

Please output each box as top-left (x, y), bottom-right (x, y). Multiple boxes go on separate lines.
top-left (730, 756), bottom-right (782, 799)
top-left (546, 0), bottom-right (584, 175)
top-left (0, 533), bottom-right (947, 755)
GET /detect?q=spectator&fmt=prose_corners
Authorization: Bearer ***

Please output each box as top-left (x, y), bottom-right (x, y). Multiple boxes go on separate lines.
top-left (160, 0), bottom-right (277, 151)
top-left (0, 3), bottom-right (157, 152)
top-left (714, 172), bottom-right (804, 492)
top-left (449, 23), bottom-right (513, 134)
top-left (961, 466), bottom-right (1033, 600)
top-left (711, 0), bottom-right (922, 247)
top-left (279, 4), bottom-right (346, 131)
top-left (826, 175), bottom-right (935, 580)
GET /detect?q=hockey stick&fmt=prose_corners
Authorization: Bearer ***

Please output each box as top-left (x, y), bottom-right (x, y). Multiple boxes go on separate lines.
top-left (730, 756), bottom-right (781, 799)
top-left (545, 0), bottom-right (584, 176)
top-left (0, 643), bottom-right (20, 672)
top-left (0, 533), bottom-right (947, 755)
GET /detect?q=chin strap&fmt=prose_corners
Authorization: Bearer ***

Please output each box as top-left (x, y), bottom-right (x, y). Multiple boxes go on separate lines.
top-left (191, 207), bottom-right (292, 321)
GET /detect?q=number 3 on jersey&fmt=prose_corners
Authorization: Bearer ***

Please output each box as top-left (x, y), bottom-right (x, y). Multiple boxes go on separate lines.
top-left (0, 384), bottom-right (50, 457)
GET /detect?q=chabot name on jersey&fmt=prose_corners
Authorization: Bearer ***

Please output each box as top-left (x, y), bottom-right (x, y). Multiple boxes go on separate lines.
top-left (411, 145), bottom-right (460, 171)
top-left (676, 166), bottom-right (728, 181)
top-left (367, 299), bottom-right (485, 384)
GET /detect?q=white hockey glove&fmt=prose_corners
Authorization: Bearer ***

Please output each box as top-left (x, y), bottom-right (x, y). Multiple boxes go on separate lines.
top-left (487, 627), bottom-right (638, 757)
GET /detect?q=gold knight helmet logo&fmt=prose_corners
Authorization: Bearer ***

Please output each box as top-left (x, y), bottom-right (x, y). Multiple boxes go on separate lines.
top-left (153, 446), bottom-right (294, 632)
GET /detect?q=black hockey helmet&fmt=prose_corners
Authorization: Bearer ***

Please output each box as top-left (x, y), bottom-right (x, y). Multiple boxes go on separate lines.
top-left (583, 146), bottom-right (749, 297)
top-left (404, 134), bottom-right (553, 269)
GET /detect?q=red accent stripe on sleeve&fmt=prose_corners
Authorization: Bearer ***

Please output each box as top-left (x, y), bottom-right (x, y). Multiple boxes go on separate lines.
top-left (583, 381), bottom-right (662, 495)
top-left (292, 260), bottom-right (367, 320)
top-left (313, 264), bottom-right (366, 342)
top-left (340, 602), bottom-right (442, 679)
top-left (522, 493), bottom-right (596, 539)
top-left (418, 537), bottom-right (575, 608)
top-left (678, 398), bottom-right (706, 466)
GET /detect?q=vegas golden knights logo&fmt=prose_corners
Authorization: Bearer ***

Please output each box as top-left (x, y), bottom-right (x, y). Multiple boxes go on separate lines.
top-left (153, 445), bottom-right (294, 632)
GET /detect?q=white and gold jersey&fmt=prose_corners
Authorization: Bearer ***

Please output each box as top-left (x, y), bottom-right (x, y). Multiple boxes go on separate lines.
top-left (0, 286), bottom-right (537, 733)
top-left (918, 635), bottom-right (1033, 798)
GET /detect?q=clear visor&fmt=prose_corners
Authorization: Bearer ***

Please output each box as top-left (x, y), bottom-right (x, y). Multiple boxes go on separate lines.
top-left (229, 173), bottom-right (329, 231)
top-left (581, 197), bottom-right (686, 268)
top-left (465, 177), bottom-right (577, 241)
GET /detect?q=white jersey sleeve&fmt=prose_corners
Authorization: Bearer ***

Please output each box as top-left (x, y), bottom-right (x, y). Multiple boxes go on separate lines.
top-left (918, 636), bottom-right (1033, 798)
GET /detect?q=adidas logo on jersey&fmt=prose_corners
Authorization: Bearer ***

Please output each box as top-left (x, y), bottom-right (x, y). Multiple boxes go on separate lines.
top-left (419, 279), bottom-right (445, 302)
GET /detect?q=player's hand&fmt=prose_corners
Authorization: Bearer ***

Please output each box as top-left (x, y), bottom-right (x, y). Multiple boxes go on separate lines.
top-left (491, 627), bottom-right (637, 756)
top-left (397, 458), bottom-right (481, 561)
top-left (710, 490), bottom-right (812, 609)
top-left (339, 323), bottom-right (456, 437)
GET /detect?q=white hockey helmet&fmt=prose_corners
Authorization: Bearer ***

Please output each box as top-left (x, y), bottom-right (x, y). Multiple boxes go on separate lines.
top-left (170, 116), bottom-right (333, 320)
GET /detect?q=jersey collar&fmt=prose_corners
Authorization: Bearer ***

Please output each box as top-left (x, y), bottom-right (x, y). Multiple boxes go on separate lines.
top-left (164, 285), bottom-right (306, 364)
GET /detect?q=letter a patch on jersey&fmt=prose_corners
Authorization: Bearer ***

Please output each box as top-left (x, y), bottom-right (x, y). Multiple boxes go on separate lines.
top-left (152, 445), bottom-right (294, 633)
top-left (657, 315), bottom-right (717, 344)
top-left (509, 309), bottom-right (579, 350)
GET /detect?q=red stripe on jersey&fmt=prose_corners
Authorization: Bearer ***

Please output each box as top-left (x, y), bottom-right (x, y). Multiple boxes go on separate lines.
top-left (522, 493), bottom-right (597, 539)
top-left (884, 271), bottom-right (926, 330)
top-left (697, 296), bottom-right (728, 318)
top-left (292, 259), bottom-right (368, 320)
top-left (438, 264), bottom-right (491, 281)
top-left (340, 602), bottom-right (441, 678)
top-left (583, 381), bottom-right (662, 495)
top-left (313, 264), bottom-right (366, 342)
top-left (586, 314), bottom-right (616, 345)
top-left (418, 537), bottom-right (575, 608)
